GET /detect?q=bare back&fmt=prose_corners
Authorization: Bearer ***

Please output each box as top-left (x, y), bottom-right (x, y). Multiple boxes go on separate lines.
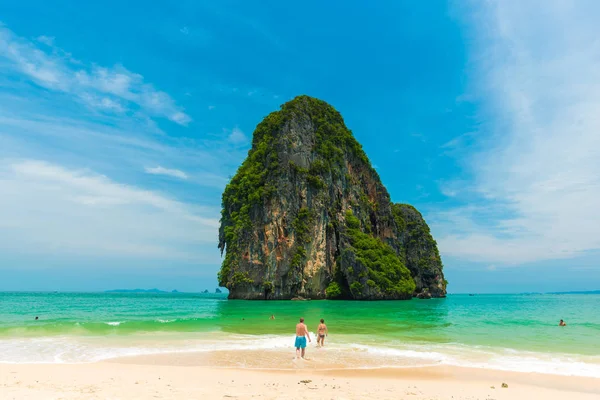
top-left (295, 323), bottom-right (308, 337)
top-left (318, 323), bottom-right (327, 334)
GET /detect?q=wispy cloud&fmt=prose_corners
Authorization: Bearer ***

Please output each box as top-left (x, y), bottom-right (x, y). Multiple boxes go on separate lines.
top-left (145, 166), bottom-right (188, 180)
top-left (0, 24), bottom-right (253, 268)
top-left (434, 1), bottom-right (600, 266)
top-left (0, 25), bottom-right (190, 125)
top-left (0, 160), bottom-right (218, 260)
top-left (0, 105), bottom-right (243, 189)
top-left (36, 35), bottom-right (54, 46)
top-left (180, 26), bottom-right (189, 35)
top-left (78, 93), bottom-right (125, 113)
top-left (227, 127), bottom-right (247, 144)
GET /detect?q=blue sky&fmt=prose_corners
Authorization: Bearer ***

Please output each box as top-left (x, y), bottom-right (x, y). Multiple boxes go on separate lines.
top-left (1, 1), bottom-right (599, 293)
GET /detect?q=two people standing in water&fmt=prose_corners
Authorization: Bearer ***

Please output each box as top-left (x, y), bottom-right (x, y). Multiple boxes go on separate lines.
top-left (294, 317), bottom-right (328, 359)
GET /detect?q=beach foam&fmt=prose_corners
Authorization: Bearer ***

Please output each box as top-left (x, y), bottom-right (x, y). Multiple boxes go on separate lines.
top-left (1, 333), bottom-right (599, 377)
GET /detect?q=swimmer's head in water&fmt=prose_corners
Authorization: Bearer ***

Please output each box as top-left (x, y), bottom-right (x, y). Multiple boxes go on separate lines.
top-left (299, 317), bottom-right (304, 323)
top-left (320, 319), bottom-right (324, 323)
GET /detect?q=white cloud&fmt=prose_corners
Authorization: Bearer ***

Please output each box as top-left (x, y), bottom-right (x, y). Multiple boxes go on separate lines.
top-left (434, 1), bottom-right (600, 266)
top-left (78, 93), bottom-right (125, 113)
top-left (145, 166), bottom-right (188, 180)
top-left (438, 186), bottom-right (457, 198)
top-left (171, 112), bottom-right (191, 125)
top-left (36, 35), bottom-right (55, 46)
top-left (0, 110), bottom-right (244, 191)
top-left (0, 25), bottom-right (190, 125)
top-left (0, 160), bottom-right (218, 259)
top-left (227, 127), bottom-right (247, 144)
top-left (0, 25), bottom-right (251, 278)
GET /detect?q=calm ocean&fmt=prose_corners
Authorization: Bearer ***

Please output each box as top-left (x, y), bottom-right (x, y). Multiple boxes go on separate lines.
top-left (1, 292), bottom-right (598, 376)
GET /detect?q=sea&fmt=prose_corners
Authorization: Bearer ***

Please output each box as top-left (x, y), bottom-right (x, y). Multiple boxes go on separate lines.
top-left (0, 292), bottom-right (598, 377)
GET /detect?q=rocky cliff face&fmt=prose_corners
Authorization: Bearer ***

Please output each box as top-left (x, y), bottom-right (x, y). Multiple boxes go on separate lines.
top-left (218, 96), bottom-right (446, 300)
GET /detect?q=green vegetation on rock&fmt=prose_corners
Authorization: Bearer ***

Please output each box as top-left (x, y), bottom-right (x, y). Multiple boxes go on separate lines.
top-left (229, 272), bottom-right (254, 289)
top-left (325, 281), bottom-right (343, 299)
top-left (263, 281), bottom-right (274, 294)
top-left (290, 207), bottom-right (313, 268)
top-left (219, 96), bottom-right (370, 288)
top-left (218, 107), bottom-right (284, 288)
top-left (217, 95), bottom-right (446, 299)
top-left (340, 211), bottom-right (416, 299)
top-left (391, 203), bottom-right (446, 296)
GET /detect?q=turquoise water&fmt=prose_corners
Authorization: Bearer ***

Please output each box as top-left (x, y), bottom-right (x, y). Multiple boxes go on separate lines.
top-left (1, 292), bottom-right (599, 376)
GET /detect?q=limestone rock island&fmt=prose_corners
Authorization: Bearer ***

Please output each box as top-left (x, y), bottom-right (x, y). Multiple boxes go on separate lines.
top-left (218, 96), bottom-right (446, 300)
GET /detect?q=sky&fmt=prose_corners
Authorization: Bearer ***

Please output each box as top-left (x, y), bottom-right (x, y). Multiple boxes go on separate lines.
top-left (1, 0), bottom-right (599, 293)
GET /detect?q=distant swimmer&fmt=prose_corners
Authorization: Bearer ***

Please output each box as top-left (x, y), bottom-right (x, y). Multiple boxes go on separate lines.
top-left (317, 319), bottom-right (328, 347)
top-left (35, 316), bottom-right (38, 320)
top-left (294, 317), bottom-right (311, 359)
top-left (559, 319), bottom-right (566, 326)
top-left (270, 314), bottom-right (275, 320)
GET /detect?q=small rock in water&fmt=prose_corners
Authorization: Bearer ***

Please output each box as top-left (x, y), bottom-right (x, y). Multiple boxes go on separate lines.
top-left (502, 383), bottom-right (508, 388)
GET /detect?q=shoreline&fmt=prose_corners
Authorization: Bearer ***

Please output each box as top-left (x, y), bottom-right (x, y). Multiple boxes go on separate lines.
top-left (2, 357), bottom-right (599, 399)
top-left (3, 334), bottom-right (599, 378)
top-left (106, 347), bottom-right (600, 376)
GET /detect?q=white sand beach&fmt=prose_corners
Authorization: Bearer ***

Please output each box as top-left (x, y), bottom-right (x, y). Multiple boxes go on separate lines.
top-left (2, 354), bottom-right (599, 399)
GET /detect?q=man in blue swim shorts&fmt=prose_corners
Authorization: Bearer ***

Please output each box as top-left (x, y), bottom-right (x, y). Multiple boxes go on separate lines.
top-left (295, 317), bottom-right (311, 359)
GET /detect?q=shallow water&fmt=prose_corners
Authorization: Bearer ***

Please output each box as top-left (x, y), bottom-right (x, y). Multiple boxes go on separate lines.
top-left (1, 292), bottom-right (598, 376)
